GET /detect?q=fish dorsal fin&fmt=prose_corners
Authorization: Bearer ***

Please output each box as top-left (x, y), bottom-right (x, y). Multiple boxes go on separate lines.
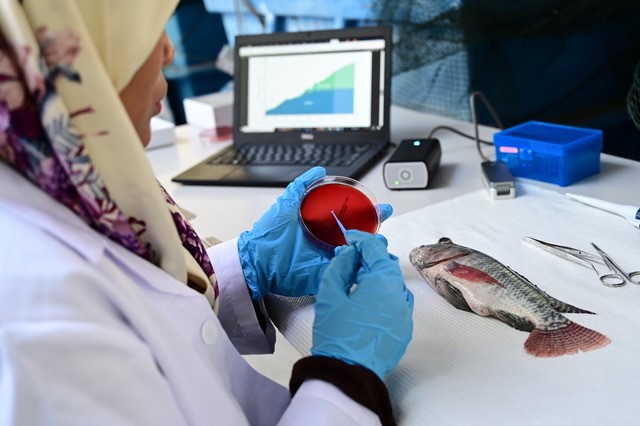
top-left (543, 294), bottom-right (595, 314)
top-left (508, 267), bottom-right (595, 314)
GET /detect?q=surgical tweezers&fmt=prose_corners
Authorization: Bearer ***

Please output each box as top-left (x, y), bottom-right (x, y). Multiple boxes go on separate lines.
top-left (523, 237), bottom-right (604, 269)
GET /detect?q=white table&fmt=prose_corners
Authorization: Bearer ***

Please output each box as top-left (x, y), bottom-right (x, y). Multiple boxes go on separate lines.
top-left (148, 105), bottom-right (639, 242)
top-left (148, 106), bottom-right (640, 424)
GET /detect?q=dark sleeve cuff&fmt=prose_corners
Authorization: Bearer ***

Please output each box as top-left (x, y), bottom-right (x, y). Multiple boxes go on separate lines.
top-left (290, 356), bottom-right (396, 426)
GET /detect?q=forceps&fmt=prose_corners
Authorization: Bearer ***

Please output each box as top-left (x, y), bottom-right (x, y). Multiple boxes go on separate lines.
top-left (523, 237), bottom-right (640, 288)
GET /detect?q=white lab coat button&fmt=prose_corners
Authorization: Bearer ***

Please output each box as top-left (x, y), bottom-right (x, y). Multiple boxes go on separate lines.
top-left (201, 320), bottom-right (218, 345)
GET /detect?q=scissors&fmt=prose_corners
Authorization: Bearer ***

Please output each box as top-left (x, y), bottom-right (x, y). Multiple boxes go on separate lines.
top-left (523, 237), bottom-right (640, 287)
top-left (590, 242), bottom-right (640, 287)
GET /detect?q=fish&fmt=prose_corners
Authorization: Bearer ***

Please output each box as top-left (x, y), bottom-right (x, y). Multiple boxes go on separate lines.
top-left (409, 237), bottom-right (611, 357)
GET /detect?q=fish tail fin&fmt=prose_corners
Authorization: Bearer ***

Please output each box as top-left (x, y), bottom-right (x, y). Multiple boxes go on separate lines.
top-left (524, 320), bottom-right (611, 357)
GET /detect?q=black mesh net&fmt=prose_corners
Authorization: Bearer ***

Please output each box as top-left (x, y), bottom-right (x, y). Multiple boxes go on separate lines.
top-left (627, 63), bottom-right (640, 131)
top-left (371, 0), bottom-right (640, 132)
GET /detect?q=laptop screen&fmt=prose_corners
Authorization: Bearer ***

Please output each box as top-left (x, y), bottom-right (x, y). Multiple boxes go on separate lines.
top-left (233, 26), bottom-right (391, 146)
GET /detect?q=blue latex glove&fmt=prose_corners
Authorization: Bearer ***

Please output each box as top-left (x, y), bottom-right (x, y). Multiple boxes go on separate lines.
top-left (238, 166), bottom-right (393, 301)
top-left (311, 229), bottom-right (414, 380)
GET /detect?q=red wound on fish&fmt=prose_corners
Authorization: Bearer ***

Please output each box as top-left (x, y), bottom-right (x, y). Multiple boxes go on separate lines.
top-left (446, 262), bottom-right (504, 287)
top-left (524, 321), bottom-right (611, 357)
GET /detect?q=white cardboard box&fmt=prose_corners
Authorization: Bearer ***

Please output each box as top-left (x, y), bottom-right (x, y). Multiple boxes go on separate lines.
top-left (183, 91), bottom-right (233, 130)
top-left (147, 116), bottom-right (176, 150)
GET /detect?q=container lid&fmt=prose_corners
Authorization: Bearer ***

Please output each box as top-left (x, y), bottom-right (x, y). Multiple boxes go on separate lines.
top-left (494, 121), bottom-right (602, 153)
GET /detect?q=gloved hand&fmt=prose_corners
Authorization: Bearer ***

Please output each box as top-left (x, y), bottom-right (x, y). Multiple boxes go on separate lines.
top-left (311, 229), bottom-right (414, 380)
top-left (238, 166), bottom-right (393, 301)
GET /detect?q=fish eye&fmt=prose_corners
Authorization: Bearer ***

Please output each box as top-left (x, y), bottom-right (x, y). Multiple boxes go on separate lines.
top-left (438, 237), bottom-right (452, 244)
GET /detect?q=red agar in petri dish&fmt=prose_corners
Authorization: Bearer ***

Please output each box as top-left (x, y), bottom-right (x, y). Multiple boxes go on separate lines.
top-left (299, 176), bottom-right (380, 251)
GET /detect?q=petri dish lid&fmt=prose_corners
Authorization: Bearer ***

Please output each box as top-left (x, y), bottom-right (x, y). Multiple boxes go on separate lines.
top-left (299, 176), bottom-right (381, 251)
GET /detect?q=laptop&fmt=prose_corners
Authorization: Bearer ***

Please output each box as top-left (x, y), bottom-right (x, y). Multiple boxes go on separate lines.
top-left (172, 25), bottom-right (392, 187)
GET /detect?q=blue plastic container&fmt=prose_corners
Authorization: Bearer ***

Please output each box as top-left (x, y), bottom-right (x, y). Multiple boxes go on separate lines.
top-left (493, 121), bottom-right (602, 186)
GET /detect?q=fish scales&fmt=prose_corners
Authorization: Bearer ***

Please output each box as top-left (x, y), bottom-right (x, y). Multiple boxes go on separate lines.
top-left (409, 237), bottom-right (610, 357)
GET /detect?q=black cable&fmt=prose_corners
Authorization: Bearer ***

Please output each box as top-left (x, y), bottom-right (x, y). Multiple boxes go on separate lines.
top-left (425, 91), bottom-right (504, 162)
top-left (469, 91), bottom-right (504, 161)
top-left (427, 125), bottom-right (493, 145)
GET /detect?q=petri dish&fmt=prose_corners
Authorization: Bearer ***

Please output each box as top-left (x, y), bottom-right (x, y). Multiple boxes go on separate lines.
top-left (299, 176), bottom-right (381, 251)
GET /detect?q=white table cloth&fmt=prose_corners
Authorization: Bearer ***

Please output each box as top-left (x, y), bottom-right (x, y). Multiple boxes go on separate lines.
top-left (268, 183), bottom-right (640, 425)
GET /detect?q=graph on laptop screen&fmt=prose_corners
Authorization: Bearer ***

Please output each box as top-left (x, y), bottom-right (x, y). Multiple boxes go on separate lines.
top-left (236, 34), bottom-right (387, 137)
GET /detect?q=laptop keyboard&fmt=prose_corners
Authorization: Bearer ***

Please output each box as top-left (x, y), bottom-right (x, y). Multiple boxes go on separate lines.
top-left (207, 144), bottom-right (371, 167)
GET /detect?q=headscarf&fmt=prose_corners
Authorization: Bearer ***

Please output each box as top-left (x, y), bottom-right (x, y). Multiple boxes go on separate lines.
top-left (0, 0), bottom-right (219, 311)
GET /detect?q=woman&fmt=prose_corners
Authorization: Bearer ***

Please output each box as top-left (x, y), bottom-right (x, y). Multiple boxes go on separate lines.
top-left (0, 1), bottom-right (413, 425)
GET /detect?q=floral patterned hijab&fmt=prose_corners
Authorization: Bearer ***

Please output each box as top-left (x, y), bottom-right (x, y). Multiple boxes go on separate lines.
top-left (0, 0), bottom-right (219, 310)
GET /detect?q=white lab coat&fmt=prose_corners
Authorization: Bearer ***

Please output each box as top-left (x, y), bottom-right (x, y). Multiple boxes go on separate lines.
top-left (0, 163), bottom-right (380, 425)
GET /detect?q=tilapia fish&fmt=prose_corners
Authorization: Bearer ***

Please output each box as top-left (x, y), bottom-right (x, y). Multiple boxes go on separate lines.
top-left (409, 237), bottom-right (611, 357)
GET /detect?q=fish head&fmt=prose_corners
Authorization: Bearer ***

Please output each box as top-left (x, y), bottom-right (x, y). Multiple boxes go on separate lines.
top-left (409, 237), bottom-right (470, 271)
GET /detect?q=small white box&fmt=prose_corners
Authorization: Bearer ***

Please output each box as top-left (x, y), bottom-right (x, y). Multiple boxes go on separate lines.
top-left (147, 116), bottom-right (175, 150)
top-left (183, 91), bottom-right (233, 130)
